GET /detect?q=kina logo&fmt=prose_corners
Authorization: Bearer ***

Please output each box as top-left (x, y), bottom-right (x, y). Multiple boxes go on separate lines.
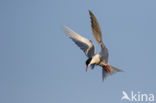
top-left (121, 91), bottom-right (154, 102)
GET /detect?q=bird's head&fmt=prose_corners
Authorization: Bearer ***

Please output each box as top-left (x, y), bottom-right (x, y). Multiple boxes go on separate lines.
top-left (85, 58), bottom-right (92, 71)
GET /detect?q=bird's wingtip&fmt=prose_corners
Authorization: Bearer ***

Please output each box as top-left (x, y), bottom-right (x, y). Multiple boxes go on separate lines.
top-left (88, 10), bottom-right (93, 15)
top-left (62, 25), bottom-right (68, 29)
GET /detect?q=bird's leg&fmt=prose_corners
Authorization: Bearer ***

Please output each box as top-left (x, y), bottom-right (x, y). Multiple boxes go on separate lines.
top-left (105, 65), bottom-right (111, 74)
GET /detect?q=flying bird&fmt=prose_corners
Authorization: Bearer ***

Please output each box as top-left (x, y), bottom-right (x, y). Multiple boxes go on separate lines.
top-left (64, 10), bottom-right (122, 80)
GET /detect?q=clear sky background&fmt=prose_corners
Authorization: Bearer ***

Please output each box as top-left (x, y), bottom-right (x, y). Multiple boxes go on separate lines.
top-left (0, 0), bottom-right (156, 103)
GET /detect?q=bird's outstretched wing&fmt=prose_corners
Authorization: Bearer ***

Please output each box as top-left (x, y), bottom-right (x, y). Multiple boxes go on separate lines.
top-left (89, 10), bottom-right (109, 62)
top-left (102, 67), bottom-right (109, 81)
top-left (89, 10), bottom-right (102, 44)
top-left (64, 26), bottom-right (96, 58)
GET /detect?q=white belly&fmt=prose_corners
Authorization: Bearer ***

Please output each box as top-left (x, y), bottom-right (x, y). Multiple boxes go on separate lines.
top-left (91, 54), bottom-right (108, 66)
top-left (91, 54), bottom-right (101, 64)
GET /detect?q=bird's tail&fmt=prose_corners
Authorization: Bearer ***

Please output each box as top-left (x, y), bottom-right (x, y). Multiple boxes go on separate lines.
top-left (110, 65), bottom-right (123, 74)
top-left (102, 65), bottom-right (123, 81)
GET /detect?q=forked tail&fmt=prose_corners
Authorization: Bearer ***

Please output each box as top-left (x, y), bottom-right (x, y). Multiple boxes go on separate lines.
top-left (102, 65), bottom-right (123, 81)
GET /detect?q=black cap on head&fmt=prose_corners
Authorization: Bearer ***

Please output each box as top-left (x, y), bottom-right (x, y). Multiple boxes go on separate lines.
top-left (86, 58), bottom-right (92, 66)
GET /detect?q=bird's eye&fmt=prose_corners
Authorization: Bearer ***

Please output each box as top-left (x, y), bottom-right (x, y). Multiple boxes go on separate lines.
top-left (86, 58), bottom-right (92, 65)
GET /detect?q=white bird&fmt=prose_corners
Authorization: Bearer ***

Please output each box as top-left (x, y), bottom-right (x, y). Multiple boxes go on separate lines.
top-left (64, 10), bottom-right (122, 80)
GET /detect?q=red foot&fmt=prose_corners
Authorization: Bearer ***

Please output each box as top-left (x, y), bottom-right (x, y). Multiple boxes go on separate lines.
top-left (106, 65), bottom-right (111, 73)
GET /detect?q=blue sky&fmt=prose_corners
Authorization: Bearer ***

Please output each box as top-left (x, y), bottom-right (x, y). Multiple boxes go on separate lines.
top-left (0, 0), bottom-right (156, 103)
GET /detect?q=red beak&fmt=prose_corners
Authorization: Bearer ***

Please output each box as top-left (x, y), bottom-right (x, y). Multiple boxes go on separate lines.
top-left (86, 65), bottom-right (88, 72)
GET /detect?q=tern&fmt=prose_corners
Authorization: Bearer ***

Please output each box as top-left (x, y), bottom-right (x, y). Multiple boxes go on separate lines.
top-left (64, 10), bottom-right (122, 80)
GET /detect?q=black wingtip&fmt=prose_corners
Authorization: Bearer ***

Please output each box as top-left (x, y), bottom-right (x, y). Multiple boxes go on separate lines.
top-left (88, 10), bottom-right (93, 16)
top-left (102, 68), bottom-right (105, 82)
